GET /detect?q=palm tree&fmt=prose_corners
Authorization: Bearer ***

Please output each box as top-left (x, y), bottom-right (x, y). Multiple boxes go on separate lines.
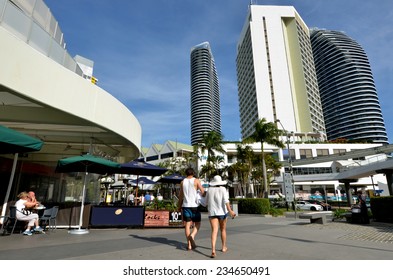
top-left (236, 143), bottom-right (254, 196)
top-left (227, 161), bottom-right (249, 197)
top-left (197, 130), bottom-right (225, 180)
top-left (251, 153), bottom-right (282, 197)
top-left (243, 118), bottom-right (285, 198)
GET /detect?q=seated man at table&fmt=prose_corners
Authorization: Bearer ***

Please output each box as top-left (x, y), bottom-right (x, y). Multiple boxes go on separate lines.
top-left (28, 191), bottom-right (37, 203)
top-left (15, 191), bottom-right (44, 235)
top-left (28, 191), bottom-right (44, 210)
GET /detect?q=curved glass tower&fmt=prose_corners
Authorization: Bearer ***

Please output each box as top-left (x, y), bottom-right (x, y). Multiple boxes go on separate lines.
top-left (190, 42), bottom-right (221, 145)
top-left (310, 29), bottom-right (388, 144)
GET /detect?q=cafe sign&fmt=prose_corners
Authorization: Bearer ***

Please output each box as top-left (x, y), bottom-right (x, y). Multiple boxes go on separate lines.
top-left (143, 210), bottom-right (183, 227)
top-left (144, 210), bottom-right (169, 227)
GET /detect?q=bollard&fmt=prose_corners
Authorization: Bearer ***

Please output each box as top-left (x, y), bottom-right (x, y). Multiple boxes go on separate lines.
top-left (231, 200), bottom-right (238, 216)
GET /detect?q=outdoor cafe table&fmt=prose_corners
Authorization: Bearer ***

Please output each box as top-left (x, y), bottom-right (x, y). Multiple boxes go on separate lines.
top-left (29, 205), bottom-right (46, 217)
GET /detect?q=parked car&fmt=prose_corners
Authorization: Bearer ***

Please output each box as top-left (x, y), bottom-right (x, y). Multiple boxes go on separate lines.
top-left (306, 200), bottom-right (332, 211)
top-left (296, 200), bottom-right (323, 211)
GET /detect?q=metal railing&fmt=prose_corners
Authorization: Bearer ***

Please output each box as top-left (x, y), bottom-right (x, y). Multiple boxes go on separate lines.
top-left (338, 154), bottom-right (391, 172)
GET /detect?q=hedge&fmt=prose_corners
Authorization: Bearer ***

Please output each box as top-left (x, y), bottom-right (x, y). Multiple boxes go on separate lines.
top-left (232, 198), bottom-right (270, 215)
top-left (370, 196), bottom-right (393, 223)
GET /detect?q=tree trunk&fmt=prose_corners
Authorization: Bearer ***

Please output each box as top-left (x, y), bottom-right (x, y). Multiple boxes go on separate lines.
top-left (261, 143), bottom-right (268, 198)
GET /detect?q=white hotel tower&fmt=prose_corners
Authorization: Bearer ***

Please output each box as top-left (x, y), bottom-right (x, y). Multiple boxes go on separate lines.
top-left (236, 5), bottom-right (326, 141)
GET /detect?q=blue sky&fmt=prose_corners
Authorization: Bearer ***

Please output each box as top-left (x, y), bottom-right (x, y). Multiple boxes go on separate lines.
top-left (44, 0), bottom-right (393, 148)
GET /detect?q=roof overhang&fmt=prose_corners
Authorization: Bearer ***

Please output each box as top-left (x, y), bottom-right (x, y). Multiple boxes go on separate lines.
top-left (0, 27), bottom-right (141, 165)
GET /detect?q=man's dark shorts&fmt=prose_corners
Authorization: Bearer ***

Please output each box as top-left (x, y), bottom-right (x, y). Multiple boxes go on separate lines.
top-left (182, 207), bottom-right (201, 222)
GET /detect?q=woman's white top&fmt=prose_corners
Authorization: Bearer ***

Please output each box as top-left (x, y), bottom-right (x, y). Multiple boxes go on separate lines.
top-left (15, 198), bottom-right (28, 219)
top-left (182, 178), bottom-right (198, 208)
top-left (206, 186), bottom-right (229, 216)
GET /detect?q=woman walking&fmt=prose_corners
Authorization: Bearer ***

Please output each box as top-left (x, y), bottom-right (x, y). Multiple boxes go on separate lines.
top-left (206, 175), bottom-right (236, 258)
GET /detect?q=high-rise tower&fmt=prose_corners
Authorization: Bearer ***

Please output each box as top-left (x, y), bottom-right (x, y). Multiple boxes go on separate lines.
top-left (190, 42), bottom-right (221, 146)
top-left (236, 5), bottom-right (326, 140)
top-left (310, 29), bottom-right (388, 144)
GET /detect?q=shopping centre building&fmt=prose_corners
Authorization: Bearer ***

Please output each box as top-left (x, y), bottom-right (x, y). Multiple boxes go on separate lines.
top-left (0, 0), bottom-right (141, 210)
top-left (140, 139), bottom-right (393, 201)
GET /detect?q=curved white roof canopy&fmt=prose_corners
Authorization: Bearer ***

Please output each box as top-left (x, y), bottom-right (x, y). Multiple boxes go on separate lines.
top-left (0, 27), bottom-right (141, 164)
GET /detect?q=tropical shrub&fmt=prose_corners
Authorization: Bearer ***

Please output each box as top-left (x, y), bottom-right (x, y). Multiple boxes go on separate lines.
top-left (236, 198), bottom-right (270, 214)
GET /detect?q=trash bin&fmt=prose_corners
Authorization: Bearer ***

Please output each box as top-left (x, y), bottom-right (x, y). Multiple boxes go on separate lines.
top-left (351, 205), bottom-right (363, 224)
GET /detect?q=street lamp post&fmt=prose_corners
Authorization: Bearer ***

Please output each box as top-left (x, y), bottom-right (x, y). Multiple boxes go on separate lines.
top-left (276, 119), bottom-right (297, 218)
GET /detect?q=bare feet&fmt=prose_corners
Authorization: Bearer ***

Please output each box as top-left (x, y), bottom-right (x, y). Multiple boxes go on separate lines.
top-left (210, 252), bottom-right (216, 258)
top-left (222, 247), bottom-right (228, 253)
top-left (188, 235), bottom-right (196, 249)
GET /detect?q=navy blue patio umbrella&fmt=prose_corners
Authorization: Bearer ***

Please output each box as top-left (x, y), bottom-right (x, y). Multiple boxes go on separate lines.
top-left (119, 160), bottom-right (167, 176)
top-left (158, 173), bottom-right (185, 184)
top-left (118, 160), bottom-right (167, 197)
top-left (129, 177), bottom-right (157, 193)
top-left (129, 176), bottom-right (157, 186)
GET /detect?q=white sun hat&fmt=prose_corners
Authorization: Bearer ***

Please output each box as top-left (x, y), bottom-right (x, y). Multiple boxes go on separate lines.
top-left (209, 175), bottom-right (227, 186)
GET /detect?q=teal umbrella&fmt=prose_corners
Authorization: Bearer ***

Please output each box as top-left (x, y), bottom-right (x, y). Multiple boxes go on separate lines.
top-left (0, 124), bottom-right (43, 153)
top-left (0, 124), bottom-right (43, 226)
top-left (56, 154), bottom-right (120, 174)
top-left (56, 154), bottom-right (120, 234)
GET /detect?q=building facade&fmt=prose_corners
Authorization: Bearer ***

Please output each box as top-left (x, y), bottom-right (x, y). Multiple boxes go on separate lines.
top-left (190, 42), bottom-right (221, 146)
top-left (236, 5), bottom-right (326, 141)
top-left (140, 139), bottom-right (391, 199)
top-left (310, 29), bottom-right (389, 144)
top-left (0, 0), bottom-right (141, 209)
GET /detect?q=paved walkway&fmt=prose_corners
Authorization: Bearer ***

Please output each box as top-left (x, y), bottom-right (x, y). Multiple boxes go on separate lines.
top-left (1, 214), bottom-right (393, 260)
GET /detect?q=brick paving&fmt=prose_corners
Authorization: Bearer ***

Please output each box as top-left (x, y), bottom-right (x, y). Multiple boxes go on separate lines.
top-left (1, 214), bottom-right (393, 260)
top-left (309, 220), bottom-right (393, 243)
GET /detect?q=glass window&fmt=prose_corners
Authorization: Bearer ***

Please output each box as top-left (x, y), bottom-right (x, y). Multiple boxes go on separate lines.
top-left (161, 152), bottom-right (174, 159)
top-left (316, 149), bottom-right (329, 157)
top-left (146, 155), bottom-right (159, 162)
top-left (283, 149), bottom-right (295, 161)
top-left (333, 149), bottom-right (346, 154)
top-left (300, 149), bottom-right (312, 159)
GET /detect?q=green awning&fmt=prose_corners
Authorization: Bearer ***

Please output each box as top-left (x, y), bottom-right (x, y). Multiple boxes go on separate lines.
top-left (0, 124), bottom-right (44, 154)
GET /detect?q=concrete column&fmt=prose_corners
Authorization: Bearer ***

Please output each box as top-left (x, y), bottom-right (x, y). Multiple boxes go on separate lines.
top-left (339, 179), bottom-right (358, 207)
top-left (376, 169), bottom-right (393, 196)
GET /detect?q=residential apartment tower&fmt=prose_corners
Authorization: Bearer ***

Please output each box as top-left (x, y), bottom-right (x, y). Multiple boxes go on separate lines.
top-left (190, 42), bottom-right (221, 145)
top-left (310, 29), bottom-right (388, 144)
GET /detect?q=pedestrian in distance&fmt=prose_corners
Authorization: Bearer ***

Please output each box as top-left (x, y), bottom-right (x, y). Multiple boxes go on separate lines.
top-left (127, 192), bottom-right (134, 206)
top-left (357, 190), bottom-right (370, 224)
top-left (177, 167), bottom-right (205, 251)
top-left (144, 192), bottom-right (151, 204)
top-left (206, 175), bottom-right (236, 258)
